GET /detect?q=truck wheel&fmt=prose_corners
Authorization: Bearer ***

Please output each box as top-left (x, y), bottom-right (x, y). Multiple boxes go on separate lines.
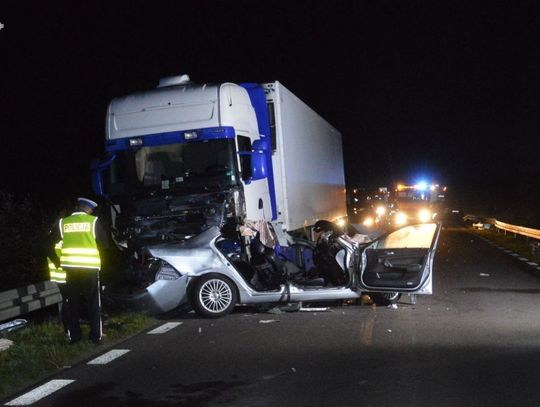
top-left (193, 274), bottom-right (237, 318)
top-left (371, 292), bottom-right (401, 306)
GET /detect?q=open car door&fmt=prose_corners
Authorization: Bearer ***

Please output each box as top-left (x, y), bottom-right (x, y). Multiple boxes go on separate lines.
top-left (357, 223), bottom-right (441, 294)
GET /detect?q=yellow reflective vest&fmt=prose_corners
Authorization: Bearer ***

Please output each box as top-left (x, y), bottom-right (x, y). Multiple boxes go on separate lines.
top-left (48, 240), bottom-right (66, 283)
top-left (59, 212), bottom-right (101, 270)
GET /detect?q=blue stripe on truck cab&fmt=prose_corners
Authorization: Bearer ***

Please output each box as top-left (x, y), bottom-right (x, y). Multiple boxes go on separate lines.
top-left (105, 126), bottom-right (236, 152)
top-left (240, 83), bottom-right (278, 221)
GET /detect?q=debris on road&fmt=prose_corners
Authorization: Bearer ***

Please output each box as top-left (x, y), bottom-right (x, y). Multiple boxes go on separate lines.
top-left (291, 367), bottom-right (297, 373)
top-left (198, 327), bottom-right (202, 333)
top-left (387, 304), bottom-right (398, 310)
top-left (0, 338), bottom-right (14, 352)
top-left (0, 319), bottom-right (27, 334)
top-left (299, 307), bottom-right (329, 312)
top-left (259, 319), bottom-right (279, 324)
top-left (480, 273), bottom-right (490, 277)
top-left (360, 294), bottom-right (374, 305)
top-left (387, 329), bottom-right (392, 333)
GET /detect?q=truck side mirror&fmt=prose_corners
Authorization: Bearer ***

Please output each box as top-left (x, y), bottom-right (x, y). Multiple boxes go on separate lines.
top-left (251, 151), bottom-right (267, 180)
top-left (250, 139), bottom-right (269, 181)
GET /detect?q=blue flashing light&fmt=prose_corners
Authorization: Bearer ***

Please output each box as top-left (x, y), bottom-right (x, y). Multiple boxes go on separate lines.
top-left (416, 181), bottom-right (428, 191)
top-left (105, 126), bottom-right (235, 152)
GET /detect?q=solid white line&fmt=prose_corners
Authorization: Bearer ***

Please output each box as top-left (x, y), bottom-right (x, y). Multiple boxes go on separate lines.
top-left (5, 379), bottom-right (74, 405)
top-left (147, 322), bottom-right (183, 334)
top-left (87, 349), bottom-right (130, 365)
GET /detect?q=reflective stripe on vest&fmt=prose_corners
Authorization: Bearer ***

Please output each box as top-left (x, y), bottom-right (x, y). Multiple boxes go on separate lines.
top-left (60, 212), bottom-right (101, 270)
top-left (48, 241), bottom-right (66, 283)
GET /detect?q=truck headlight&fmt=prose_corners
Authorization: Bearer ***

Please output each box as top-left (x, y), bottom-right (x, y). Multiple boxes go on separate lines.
top-left (418, 209), bottom-right (431, 223)
top-left (395, 212), bottom-right (408, 225)
top-left (154, 260), bottom-right (182, 281)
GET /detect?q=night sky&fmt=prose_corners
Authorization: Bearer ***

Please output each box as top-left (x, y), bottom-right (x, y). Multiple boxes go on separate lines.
top-left (1, 1), bottom-right (539, 223)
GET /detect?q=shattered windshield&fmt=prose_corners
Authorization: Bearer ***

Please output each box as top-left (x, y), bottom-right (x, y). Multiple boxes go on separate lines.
top-left (108, 139), bottom-right (238, 197)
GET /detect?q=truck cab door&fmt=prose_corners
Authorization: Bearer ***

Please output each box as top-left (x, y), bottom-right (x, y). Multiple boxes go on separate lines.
top-left (357, 223), bottom-right (441, 294)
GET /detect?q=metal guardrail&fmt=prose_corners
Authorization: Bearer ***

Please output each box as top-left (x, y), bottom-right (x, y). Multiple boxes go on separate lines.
top-left (0, 281), bottom-right (61, 323)
top-left (493, 220), bottom-right (540, 240)
top-left (464, 214), bottom-right (540, 241)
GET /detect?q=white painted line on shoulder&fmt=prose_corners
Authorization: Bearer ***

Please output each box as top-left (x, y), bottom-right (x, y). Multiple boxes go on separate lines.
top-left (87, 349), bottom-right (130, 365)
top-left (5, 379), bottom-right (75, 405)
top-left (527, 262), bottom-right (538, 266)
top-left (147, 322), bottom-right (183, 334)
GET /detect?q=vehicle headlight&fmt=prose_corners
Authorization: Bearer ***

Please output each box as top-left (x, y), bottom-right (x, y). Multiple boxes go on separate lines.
top-left (154, 260), bottom-right (182, 281)
top-left (418, 209), bottom-right (431, 223)
top-left (375, 205), bottom-right (386, 216)
top-left (363, 216), bottom-right (375, 227)
top-left (395, 212), bottom-right (408, 225)
top-left (336, 218), bottom-right (347, 227)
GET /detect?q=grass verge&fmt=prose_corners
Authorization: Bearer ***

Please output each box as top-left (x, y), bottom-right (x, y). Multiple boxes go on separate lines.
top-left (0, 312), bottom-right (156, 401)
top-left (469, 226), bottom-right (540, 263)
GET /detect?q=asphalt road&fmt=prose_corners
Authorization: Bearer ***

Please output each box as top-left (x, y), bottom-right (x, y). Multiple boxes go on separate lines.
top-left (5, 226), bottom-right (540, 407)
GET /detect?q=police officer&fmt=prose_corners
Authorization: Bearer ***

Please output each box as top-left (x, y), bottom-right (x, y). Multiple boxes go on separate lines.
top-left (51, 197), bottom-right (108, 344)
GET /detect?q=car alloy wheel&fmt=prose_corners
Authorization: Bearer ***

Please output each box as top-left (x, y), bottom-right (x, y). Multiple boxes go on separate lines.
top-left (194, 274), bottom-right (237, 317)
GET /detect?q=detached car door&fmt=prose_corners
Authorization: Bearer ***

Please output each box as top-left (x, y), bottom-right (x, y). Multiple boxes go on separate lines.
top-left (357, 223), bottom-right (441, 294)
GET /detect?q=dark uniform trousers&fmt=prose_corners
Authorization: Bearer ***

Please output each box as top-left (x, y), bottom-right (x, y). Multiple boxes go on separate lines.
top-left (56, 284), bottom-right (69, 334)
top-left (64, 268), bottom-right (101, 343)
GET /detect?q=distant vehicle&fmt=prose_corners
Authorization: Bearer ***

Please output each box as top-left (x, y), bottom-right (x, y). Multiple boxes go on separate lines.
top-left (348, 187), bottom-right (390, 232)
top-left (390, 182), bottom-right (447, 226)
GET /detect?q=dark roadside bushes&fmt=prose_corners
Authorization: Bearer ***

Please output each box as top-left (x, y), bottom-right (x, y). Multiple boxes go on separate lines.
top-left (0, 192), bottom-right (49, 290)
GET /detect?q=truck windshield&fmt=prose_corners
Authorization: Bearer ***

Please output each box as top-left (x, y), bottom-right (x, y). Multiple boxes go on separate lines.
top-left (108, 139), bottom-right (238, 197)
top-left (395, 191), bottom-right (430, 202)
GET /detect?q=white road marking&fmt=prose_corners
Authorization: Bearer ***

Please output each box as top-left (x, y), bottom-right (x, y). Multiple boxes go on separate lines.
top-left (527, 262), bottom-right (538, 266)
top-left (503, 250), bottom-right (512, 253)
top-left (518, 257), bottom-right (528, 261)
top-left (5, 379), bottom-right (74, 405)
top-left (147, 322), bottom-right (183, 334)
top-left (87, 349), bottom-right (130, 365)
top-left (510, 253), bottom-right (520, 257)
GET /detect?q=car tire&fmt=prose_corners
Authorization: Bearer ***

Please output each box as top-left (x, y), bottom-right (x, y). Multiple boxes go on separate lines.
top-left (371, 292), bottom-right (401, 306)
top-left (193, 274), bottom-right (238, 318)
